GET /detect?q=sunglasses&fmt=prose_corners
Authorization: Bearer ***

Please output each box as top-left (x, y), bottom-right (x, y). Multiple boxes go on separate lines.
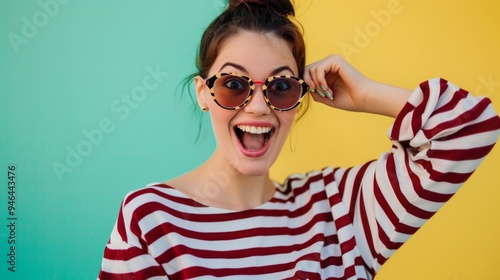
top-left (204, 73), bottom-right (310, 111)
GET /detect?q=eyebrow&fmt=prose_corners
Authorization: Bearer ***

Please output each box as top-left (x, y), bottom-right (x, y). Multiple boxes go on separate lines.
top-left (219, 62), bottom-right (295, 76)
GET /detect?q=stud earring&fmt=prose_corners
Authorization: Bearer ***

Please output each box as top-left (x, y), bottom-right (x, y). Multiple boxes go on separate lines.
top-left (201, 107), bottom-right (209, 112)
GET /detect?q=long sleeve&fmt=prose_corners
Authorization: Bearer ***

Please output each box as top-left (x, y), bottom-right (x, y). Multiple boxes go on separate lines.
top-left (334, 78), bottom-right (500, 276)
top-left (98, 196), bottom-right (169, 280)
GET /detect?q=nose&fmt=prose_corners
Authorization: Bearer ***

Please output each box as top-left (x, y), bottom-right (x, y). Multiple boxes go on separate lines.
top-left (243, 82), bottom-right (271, 115)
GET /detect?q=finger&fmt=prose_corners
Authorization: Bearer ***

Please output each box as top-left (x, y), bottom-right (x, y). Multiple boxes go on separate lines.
top-left (309, 86), bottom-right (335, 107)
top-left (314, 66), bottom-right (334, 100)
top-left (306, 66), bottom-right (325, 98)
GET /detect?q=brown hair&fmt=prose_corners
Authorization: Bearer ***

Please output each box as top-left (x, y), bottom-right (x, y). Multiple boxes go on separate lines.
top-left (197, 0), bottom-right (306, 79)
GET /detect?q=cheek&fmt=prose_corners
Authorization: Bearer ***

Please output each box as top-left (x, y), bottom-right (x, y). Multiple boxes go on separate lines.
top-left (281, 110), bottom-right (297, 126)
top-left (209, 109), bottom-right (235, 135)
top-left (277, 111), bottom-right (297, 134)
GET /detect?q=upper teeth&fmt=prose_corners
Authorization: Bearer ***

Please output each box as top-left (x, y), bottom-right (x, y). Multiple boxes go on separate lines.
top-left (237, 125), bottom-right (272, 134)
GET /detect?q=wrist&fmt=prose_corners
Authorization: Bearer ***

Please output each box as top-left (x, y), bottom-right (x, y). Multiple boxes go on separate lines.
top-left (364, 82), bottom-right (412, 118)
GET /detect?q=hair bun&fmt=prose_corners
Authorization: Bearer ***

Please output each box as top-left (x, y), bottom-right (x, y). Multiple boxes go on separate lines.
top-left (228, 0), bottom-right (295, 17)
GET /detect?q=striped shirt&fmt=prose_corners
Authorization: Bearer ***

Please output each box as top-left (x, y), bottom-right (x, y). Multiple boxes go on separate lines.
top-left (98, 78), bottom-right (500, 280)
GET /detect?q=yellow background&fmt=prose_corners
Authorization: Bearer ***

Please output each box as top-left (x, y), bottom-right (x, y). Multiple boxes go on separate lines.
top-left (271, 1), bottom-right (500, 279)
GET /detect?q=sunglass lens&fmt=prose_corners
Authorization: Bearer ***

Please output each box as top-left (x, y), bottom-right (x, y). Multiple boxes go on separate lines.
top-left (267, 78), bottom-right (302, 110)
top-left (214, 75), bottom-right (250, 108)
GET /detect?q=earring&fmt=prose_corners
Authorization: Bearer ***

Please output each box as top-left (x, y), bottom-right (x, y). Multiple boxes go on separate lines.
top-left (201, 107), bottom-right (209, 112)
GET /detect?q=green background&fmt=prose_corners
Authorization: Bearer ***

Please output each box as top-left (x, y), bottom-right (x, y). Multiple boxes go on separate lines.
top-left (0, 1), bottom-right (220, 278)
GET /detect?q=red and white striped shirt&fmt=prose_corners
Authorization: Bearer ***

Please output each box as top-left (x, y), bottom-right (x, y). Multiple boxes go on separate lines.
top-left (99, 78), bottom-right (500, 280)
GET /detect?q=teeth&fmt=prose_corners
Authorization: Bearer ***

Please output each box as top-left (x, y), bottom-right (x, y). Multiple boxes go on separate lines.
top-left (237, 125), bottom-right (272, 134)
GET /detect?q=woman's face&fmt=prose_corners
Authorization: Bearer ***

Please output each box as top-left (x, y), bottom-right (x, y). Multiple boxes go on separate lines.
top-left (195, 31), bottom-right (299, 176)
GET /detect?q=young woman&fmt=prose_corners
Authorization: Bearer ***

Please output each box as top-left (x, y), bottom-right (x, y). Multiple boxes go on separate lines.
top-left (98, 1), bottom-right (500, 279)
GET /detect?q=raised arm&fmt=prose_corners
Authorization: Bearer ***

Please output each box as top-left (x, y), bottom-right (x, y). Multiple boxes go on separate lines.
top-left (304, 55), bottom-right (500, 275)
top-left (304, 54), bottom-right (411, 118)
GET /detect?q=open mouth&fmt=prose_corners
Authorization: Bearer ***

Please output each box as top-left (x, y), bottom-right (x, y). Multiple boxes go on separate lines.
top-left (234, 125), bottom-right (274, 152)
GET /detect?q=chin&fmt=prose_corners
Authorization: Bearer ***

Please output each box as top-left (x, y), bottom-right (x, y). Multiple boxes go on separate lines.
top-left (240, 168), bottom-right (270, 177)
top-left (232, 159), bottom-right (273, 177)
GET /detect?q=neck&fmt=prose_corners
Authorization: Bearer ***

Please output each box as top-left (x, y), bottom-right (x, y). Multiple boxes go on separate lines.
top-left (194, 153), bottom-right (275, 210)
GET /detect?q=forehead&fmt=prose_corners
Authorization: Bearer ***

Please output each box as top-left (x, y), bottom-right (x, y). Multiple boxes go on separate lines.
top-left (210, 31), bottom-right (298, 77)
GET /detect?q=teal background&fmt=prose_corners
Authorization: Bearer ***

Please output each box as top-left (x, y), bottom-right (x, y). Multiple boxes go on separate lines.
top-left (0, 1), bottom-right (221, 278)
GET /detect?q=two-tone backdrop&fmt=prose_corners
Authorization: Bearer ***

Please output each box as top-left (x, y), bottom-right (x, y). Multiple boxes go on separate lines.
top-left (1, 1), bottom-right (499, 279)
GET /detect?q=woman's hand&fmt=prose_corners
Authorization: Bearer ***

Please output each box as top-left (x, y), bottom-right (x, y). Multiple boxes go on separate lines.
top-left (304, 54), bottom-right (371, 112)
top-left (303, 54), bottom-right (412, 118)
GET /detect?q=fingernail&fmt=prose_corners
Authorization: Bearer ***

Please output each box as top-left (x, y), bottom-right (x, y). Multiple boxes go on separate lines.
top-left (324, 90), bottom-right (333, 100)
top-left (320, 85), bottom-right (333, 100)
top-left (316, 89), bottom-right (325, 97)
top-left (310, 87), bottom-right (315, 93)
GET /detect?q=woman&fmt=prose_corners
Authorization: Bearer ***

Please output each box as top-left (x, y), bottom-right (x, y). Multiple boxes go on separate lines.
top-left (98, 0), bottom-right (500, 279)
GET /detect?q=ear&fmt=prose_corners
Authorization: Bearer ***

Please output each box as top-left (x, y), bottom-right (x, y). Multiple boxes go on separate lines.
top-left (194, 76), bottom-right (208, 109)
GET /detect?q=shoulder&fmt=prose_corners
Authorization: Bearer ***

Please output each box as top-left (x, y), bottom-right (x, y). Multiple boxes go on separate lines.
top-left (281, 166), bottom-right (337, 187)
top-left (277, 167), bottom-right (339, 198)
top-left (122, 183), bottom-right (173, 204)
top-left (120, 183), bottom-right (205, 216)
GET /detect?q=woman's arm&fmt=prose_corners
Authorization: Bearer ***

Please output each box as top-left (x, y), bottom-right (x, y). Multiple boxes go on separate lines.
top-left (304, 55), bottom-right (500, 274)
top-left (304, 54), bottom-right (412, 118)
